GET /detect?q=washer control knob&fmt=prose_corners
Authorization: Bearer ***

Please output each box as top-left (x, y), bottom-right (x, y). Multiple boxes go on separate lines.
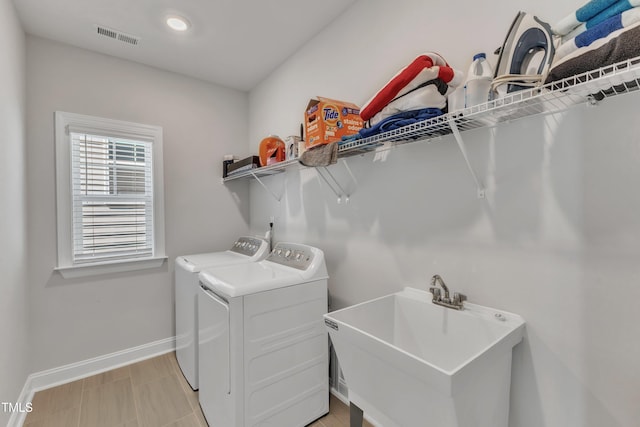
top-left (285, 250), bottom-right (291, 258)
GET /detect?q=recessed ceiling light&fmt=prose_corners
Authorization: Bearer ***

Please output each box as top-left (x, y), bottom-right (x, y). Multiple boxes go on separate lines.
top-left (166, 15), bottom-right (190, 32)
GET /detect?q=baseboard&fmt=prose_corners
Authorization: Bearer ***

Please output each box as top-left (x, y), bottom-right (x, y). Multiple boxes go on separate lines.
top-left (330, 386), bottom-right (349, 405)
top-left (329, 388), bottom-right (382, 427)
top-left (8, 336), bottom-right (175, 427)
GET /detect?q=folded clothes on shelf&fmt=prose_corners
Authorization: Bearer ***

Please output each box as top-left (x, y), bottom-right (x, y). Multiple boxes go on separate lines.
top-left (553, 0), bottom-right (620, 35)
top-left (545, 20), bottom-right (640, 86)
top-left (584, 0), bottom-right (640, 29)
top-left (363, 79), bottom-right (450, 126)
top-left (358, 108), bottom-right (444, 138)
top-left (340, 108), bottom-right (444, 145)
top-left (555, 7), bottom-right (640, 61)
top-left (359, 53), bottom-right (462, 127)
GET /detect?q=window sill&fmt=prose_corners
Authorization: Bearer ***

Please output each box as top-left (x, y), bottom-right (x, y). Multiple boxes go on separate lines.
top-left (55, 256), bottom-right (167, 279)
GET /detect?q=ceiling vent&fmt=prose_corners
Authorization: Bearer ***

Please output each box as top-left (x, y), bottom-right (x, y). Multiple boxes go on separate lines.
top-left (95, 25), bottom-right (140, 46)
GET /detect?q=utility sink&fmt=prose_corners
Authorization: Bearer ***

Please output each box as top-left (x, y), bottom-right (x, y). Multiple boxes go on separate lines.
top-left (324, 287), bottom-right (525, 427)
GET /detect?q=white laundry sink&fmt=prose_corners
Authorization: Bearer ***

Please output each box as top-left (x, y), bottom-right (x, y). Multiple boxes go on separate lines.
top-left (324, 287), bottom-right (525, 427)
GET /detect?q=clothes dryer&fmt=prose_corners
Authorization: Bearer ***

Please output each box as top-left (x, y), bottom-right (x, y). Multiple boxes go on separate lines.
top-left (175, 236), bottom-right (269, 390)
top-left (198, 242), bottom-right (329, 427)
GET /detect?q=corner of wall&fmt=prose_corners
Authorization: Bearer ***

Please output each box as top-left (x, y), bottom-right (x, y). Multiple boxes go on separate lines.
top-left (0, 0), bottom-right (30, 426)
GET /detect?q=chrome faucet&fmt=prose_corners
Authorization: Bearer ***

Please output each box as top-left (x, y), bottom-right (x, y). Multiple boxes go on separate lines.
top-left (429, 274), bottom-right (466, 310)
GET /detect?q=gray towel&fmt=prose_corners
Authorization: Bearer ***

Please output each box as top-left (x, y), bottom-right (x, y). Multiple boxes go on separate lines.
top-left (298, 142), bottom-right (338, 167)
top-left (545, 20), bottom-right (640, 85)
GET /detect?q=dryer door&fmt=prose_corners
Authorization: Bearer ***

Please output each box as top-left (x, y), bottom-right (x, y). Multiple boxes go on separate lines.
top-left (198, 285), bottom-right (232, 427)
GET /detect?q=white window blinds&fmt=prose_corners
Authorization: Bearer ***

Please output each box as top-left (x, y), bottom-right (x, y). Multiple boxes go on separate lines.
top-left (70, 132), bottom-right (154, 263)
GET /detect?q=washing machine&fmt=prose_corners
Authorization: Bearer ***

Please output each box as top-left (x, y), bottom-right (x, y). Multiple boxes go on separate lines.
top-left (175, 236), bottom-right (269, 390)
top-left (198, 242), bottom-right (329, 427)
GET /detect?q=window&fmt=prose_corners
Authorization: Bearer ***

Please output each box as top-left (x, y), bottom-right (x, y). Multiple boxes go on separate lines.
top-left (55, 112), bottom-right (166, 278)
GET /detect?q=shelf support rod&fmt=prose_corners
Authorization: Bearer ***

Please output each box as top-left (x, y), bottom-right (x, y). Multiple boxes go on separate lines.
top-left (249, 170), bottom-right (282, 202)
top-left (449, 118), bottom-right (485, 199)
top-left (316, 166), bottom-right (350, 203)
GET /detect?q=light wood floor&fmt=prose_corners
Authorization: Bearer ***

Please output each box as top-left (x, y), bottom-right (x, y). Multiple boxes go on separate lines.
top-left (24, 352), bottom-right (371, 427)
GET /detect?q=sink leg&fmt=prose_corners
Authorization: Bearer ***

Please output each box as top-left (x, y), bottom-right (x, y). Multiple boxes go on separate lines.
top-left (349, 402), bottom-right (363, 427)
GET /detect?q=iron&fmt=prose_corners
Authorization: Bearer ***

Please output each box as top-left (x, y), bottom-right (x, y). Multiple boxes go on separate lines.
top-left (492, 11), bottom-right (556, 98)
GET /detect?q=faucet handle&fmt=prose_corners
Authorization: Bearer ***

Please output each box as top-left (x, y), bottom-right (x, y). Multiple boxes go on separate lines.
top-left (429, 287), bottom-right (441, 300)
top-left (453, 292), bottom-right (467, 305)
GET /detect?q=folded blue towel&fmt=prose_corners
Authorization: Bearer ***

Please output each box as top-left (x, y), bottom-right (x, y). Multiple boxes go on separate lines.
top-left (554, 0), bottom-right (619, 35)
top-left (555, 7), bottom-right (640, 60)
top-left (357, 108), bottom-right (444, 139)
top-left (545, 19), bottom-right (640, 85)
top-left (585, 0), bottom-right (640, 28)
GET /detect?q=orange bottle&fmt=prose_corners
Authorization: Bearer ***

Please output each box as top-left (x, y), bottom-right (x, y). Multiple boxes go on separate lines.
top-left (259, 136), bottom-right (286, 166)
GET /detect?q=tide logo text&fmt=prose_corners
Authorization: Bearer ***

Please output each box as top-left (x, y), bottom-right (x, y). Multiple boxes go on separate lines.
top-left (323, 107), bottom-right (339, 121)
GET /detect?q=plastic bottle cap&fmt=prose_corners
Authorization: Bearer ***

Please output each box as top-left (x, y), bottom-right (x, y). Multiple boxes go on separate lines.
top-left (473, 53), bottom-right (486, 61)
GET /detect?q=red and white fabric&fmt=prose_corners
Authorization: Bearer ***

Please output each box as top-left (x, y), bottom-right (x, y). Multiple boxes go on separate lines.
top-left (360, 52), bottom-right (463, 125)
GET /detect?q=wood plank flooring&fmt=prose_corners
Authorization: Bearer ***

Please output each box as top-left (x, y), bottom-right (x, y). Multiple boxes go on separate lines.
top-left (24, 352), bottom-right (372, 427)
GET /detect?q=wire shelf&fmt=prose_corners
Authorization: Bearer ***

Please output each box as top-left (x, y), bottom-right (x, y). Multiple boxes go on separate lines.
top-left (222, 158), bottom-right (300, 182)
top-left (224, 55), bottom-right (640, 182)
top-left (338, 54), bottom-right (640, 157)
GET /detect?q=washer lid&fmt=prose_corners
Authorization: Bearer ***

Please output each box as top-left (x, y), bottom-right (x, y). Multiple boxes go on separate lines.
top-left (176, 237), bottom-right (269, 273)
top-left (176, 251), bottom-right (245, 273)
top-left (199, 242), bottom-right (327, 298)
top-left (198, 263), bottom-right (302, 297)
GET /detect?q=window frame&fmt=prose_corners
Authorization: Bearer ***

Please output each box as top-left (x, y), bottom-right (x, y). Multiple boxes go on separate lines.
top-left (54, 111), bottom-right (166, 278)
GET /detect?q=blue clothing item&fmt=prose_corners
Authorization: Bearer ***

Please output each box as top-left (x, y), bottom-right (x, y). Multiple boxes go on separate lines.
top-left (555, 7), bottom-right (640, 60)
top-left (339, 133), bottom-right (361, 145)
top-left (357, 108), bottom-right (443, 139)
top-left (576, 0), bottom-right (619, 22)
top-left (554, 0), bottom-right (620, 34)
top-left (585, 0), bottom-right (636, 28)
top-left (576, 11), bottom-right (626, 47)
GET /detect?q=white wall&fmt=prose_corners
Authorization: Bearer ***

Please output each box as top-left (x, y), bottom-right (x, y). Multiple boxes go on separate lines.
top-left (0, 0), bottom-right (28, 424)
top-left (248, 1), bottom-right (640, 426)
top-left (26, 36), bottom-right (251, 372)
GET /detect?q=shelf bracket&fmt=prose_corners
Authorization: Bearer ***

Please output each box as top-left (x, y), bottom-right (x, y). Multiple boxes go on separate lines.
top-left (315, 165), bottom-right (350, 203)
top-left (449, 118), bottom-right (486, 199)
top-left (249, 170), bottom-right (283, 202)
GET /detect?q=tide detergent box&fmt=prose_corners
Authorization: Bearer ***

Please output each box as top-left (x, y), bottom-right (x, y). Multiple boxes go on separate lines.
top-left (305, 97), bottom-right (363, 149)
